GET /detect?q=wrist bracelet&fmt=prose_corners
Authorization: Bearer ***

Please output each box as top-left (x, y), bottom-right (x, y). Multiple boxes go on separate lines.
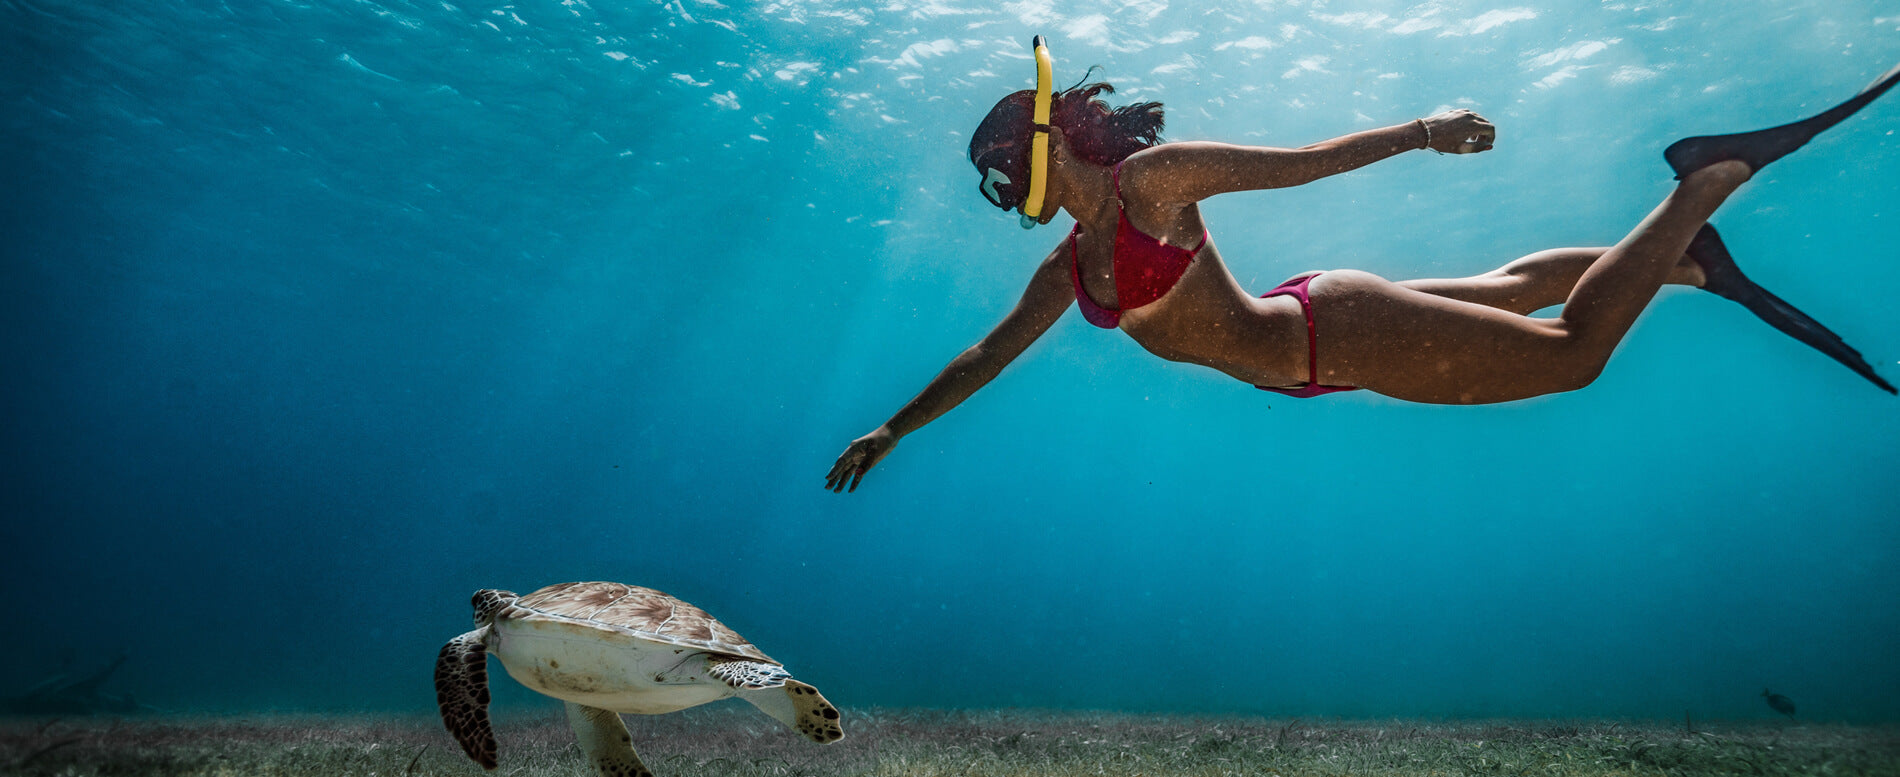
top-left (1415, 118), bottom-right (1435, 153)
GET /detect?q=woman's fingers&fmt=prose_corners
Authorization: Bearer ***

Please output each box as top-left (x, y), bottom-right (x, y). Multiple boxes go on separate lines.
top-left (1467, 120), bottom-right (1497, 152)
top-left (827, 441), bottom-right (876, 492)
top-left (828, 466), bottom-right (860, 492)
top-left (1428, 110), bottom-right (1504, 154)
top-left (826, 449), bottom-right (858, 492)
top-left (1449, 115), bottom-right (1496, 153)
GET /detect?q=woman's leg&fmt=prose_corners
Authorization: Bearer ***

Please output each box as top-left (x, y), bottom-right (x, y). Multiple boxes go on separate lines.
top-left (1326, 66), bottom-right (1899, 401)
top-left (1559, 162), bottom-right (1751, 350)
top-left (1316, 161), bottom-right (1753, 404)
top-left (1399, 249), bottom-right (1707, 315)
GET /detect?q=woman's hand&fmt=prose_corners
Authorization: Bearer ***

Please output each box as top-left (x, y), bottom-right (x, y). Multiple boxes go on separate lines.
top-left (1422, 109), bottom-right (1496, 154)
top-left (826, 426), bottom-right (898, 493)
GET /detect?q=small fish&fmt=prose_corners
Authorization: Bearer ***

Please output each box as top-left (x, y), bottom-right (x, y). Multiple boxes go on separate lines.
top-left (1762, 688), bottom-right (1796, 719)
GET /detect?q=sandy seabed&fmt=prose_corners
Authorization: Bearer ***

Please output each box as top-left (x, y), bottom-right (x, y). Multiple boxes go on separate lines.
top-left (4, 706), bottom-right (1897, 776)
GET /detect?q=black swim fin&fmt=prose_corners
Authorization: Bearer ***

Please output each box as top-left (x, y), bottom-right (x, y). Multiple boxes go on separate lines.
top-left (1666, 61), bottom-right (1900, 179)
top-left (1688, 225), bottom-right (1895, 394)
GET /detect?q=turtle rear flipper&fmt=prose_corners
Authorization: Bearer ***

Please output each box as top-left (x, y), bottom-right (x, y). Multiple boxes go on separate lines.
top-left (738, 679), bottom-right (843, 744)
top-left (565, 702), bottom-right (654, 777)
top-left (435, 628), bottom-right (498, 769)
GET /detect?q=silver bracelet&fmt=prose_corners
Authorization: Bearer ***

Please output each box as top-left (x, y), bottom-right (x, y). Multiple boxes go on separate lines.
top-left (1415, 118), bottom-right (1440, 154)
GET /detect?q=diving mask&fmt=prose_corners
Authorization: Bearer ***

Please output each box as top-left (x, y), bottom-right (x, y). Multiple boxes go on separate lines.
top-left (970, 36), bottom-right (1054, 229)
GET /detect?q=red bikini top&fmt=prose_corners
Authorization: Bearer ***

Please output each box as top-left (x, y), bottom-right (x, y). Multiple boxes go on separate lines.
top-left (1069, 163), bottom-right (1207, 328)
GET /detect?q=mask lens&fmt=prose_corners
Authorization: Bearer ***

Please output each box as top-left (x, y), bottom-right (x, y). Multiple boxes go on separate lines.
top-left (973, 147), bottom-right (1026, 211)
top-left (979, 168), bottom-right (1015, 209)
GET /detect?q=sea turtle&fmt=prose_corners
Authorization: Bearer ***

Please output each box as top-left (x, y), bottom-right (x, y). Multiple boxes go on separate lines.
top-left (435, 581), bottom-right (843, 776)
top-left (1762, 688), bottom-right (1797, 719)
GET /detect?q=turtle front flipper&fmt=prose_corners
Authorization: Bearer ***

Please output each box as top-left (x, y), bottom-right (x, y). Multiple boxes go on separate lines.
top-left (435, 628), bottom-right (498, 769)
top-left (735, 678), bottom-right (844, 744)
top-left (564, 702), bottom-right (653, 777)
top-left (707, 658), bottom-right (791, 689)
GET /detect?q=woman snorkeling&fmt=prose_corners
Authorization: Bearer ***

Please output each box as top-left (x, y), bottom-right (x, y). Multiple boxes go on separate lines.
top-left (827, 38), bottom-right (1899, 493)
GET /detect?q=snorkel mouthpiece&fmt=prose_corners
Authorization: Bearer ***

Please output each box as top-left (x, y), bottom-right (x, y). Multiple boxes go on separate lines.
top-left (1020, 35), bottom-right (1054, 230)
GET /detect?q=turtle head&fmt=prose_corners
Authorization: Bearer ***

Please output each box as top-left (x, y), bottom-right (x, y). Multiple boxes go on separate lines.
top-left (471, 589), bottom-right (519, 626)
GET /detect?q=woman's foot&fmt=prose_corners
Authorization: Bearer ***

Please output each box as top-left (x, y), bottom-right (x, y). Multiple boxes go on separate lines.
top-left (1669, 159), bottom-right (1752, 217)
top-left (1665, 62), bottom-right (1900, 179)
top-left (1687, 225), bottom-right (1895, 394)
top-left (1668, 252), bottom-right (1707, 288)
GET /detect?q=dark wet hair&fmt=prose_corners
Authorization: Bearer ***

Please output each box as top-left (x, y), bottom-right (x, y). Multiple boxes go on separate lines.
top-left (968, 81), bottom-right (1166, 171)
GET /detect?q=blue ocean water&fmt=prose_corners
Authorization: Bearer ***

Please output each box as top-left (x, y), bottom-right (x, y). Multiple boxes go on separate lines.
top-left (4, 0), bottom-right (1899, 724)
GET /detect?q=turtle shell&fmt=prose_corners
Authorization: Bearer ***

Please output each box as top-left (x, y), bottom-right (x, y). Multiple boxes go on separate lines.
top-left (499, 581), bottom-right (776, 665)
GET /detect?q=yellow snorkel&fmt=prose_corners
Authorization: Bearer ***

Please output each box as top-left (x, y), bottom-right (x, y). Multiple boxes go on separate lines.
top-left (1019, 35), bottom-right (1054, 229)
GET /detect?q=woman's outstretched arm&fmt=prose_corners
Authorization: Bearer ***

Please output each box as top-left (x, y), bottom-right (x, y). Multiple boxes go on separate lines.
top-left (1132, 109), bottom-right (1496, 203)
top-left (825, 239), bottom-right (1076, 493)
